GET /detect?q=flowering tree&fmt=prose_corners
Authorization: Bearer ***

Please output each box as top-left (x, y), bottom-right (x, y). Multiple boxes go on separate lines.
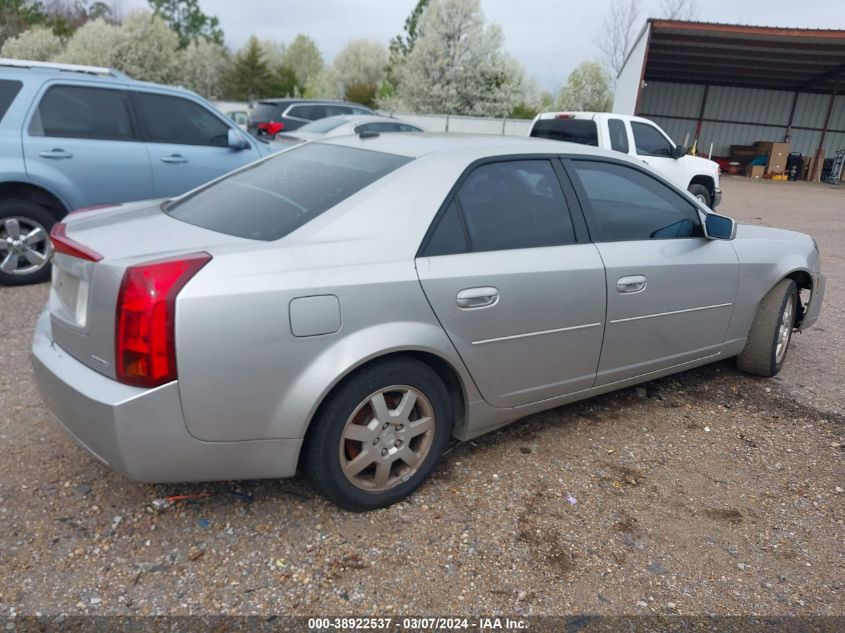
top-left (388, 0), bottom-right (528, 116)
top-left (556, 61), bottom-right (613, 112)
top-left (177, 38), bottom-right (228, 98)
top-left (0, 26), bottom-right (62, 60)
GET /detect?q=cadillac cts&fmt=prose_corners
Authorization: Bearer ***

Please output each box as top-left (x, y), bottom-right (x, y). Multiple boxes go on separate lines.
top-left (32, 134), bottom-right (825, 511)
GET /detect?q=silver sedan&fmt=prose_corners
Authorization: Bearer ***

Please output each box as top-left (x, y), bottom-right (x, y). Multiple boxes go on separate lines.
top-left (32, 134), bottom-right (825, 511)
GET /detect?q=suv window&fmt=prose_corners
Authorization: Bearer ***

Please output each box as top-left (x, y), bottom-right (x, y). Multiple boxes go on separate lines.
top-left (0, 80), bottom-right (23, 123)
top-left (287, 104), bottom-right (326, 121)
top-left (165, 143), bottom-right (411, 241)
top-left (135, 92), bottom-right (230, 147)
top-left (427, 160), bottom-right (575, 254)
top-left (251, 102), bottom-right (282, 121)
top-left (570, 160), bottom-right (702, 241)
top-left (631, 122), bottom-right (673, 157)
top-left (29, 85), bottom-right (134, 141)
top-left (530, 118), bottom-right (598, 146)
top-left (608, 119), bottom-right (629, 153)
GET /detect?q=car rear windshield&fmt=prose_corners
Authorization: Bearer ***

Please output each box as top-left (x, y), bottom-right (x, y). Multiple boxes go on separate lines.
top-left (250, 102), bottom-right (281, 122)
top-left (0, 80), bottom-right (23, 123)
top-left (530, 118), bottom-right (599, 146)
top-left (164, 143), bottom-right (412, 241)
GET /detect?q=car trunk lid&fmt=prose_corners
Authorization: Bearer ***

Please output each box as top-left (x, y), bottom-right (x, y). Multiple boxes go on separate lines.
top-left (48, 200), bottom-right (246, 379)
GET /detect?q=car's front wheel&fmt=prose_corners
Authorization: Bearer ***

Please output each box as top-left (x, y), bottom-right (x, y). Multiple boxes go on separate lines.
top-left (304, 358), bottom-right (452, 511)
top-left (736, 279), bottom-right (798, 377)
top-left (0, 199), bottom-right (56, 286)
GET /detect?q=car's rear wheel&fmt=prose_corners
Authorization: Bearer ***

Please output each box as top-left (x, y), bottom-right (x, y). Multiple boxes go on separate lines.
top-left (304, 358), bottom-right (452, 511)
top-left (0, 199), bottom-right (56, 286)
top-left (736, 279), bottom-right (798, 377)
top-left (688, 184), bottom-right (711, 207)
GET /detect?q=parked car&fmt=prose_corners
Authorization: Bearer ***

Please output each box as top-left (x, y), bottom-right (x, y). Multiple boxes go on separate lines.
top-left (246, 98), bottom-right (375, 139)
top-left (0, 58), bottom-right (277, 286)
top-left (32, 134), bottom-right (824, 511)
top-left (225, 110), bottom-right (248, 131)
top-left (275, 114), bottom-right (424, 146)
top-left (528, 112), bottom-right (722, 208)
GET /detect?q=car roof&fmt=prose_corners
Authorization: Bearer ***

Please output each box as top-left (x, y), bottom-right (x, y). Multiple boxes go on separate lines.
top-left (318, 132), bottom-right (624, 162)
top-left (329, 114), bottom-right (419, 126)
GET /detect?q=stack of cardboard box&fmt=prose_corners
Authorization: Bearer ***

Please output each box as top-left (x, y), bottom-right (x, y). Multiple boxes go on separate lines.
top-left (753, 141), bottom-right (791, 177)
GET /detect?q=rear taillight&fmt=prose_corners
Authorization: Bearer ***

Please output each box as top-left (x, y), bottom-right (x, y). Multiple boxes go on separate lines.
top-left (115, 252), bottom-right (211, 388)
top-left (258, 121), bottom-right (284, 136)
top-left (50, 222), bottom-right (103, 262)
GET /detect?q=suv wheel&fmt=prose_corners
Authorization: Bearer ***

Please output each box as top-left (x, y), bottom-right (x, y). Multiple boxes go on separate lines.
top-left (0, 199), bottom-right (56, 286)
top-left (688, 184), bottom-right (711, 207)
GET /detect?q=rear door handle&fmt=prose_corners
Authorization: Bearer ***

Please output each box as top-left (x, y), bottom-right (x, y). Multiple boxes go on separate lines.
top-left (160, 154), bottom-right (188, 164)
top-left (617, 275), bottom-right (647, 294)
top-left (39, 149), bottom-right (73, 159)
top-left (456, 287), bottom-right (499, 309)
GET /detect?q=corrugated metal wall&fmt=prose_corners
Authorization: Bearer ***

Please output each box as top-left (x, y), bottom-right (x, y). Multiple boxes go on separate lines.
top-left (637, 81), bottom-right (844, 158)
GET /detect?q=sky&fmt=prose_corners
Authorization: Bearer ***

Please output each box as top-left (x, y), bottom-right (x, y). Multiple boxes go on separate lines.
top-left (116, 0), bottom-right (845, 92)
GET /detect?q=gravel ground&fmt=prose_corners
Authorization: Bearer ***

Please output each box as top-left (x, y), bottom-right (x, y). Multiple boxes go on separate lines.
top-left (0, 176), bottom-right (843, 617)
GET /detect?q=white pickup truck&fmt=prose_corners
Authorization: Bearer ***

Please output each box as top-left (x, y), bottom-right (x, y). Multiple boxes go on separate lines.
top-left (528, 112), bottom-right (722, 208)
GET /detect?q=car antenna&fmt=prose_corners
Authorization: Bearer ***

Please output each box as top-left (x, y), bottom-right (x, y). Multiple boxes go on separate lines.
top-left (359, 131), bottom-right (380, 139)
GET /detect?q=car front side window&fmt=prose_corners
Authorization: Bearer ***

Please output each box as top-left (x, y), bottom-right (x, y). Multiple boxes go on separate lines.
top-left (570, 160), bottom-right (702, 241)
top-left (134, 92), bottom-right (230, 147)
top-left (631, 122), bottom-right (674, 157)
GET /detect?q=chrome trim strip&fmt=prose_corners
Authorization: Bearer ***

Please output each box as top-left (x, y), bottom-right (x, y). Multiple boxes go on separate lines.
top-left (472, 322), bottom-right (602, 346)
top-left (610, 303), bottom-right (732, 324)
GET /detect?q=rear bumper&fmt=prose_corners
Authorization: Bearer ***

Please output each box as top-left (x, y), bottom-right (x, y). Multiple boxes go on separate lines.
top-left (799, 271), bottom-right (825, 330)
top-left (31, 310), bottom-right (302, 483)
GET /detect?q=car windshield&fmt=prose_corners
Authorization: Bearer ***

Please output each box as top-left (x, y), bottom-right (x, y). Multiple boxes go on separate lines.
top-left (296, 117), bottom-right (348, 134)
top-left (164, 143), bottom-right (412, 241)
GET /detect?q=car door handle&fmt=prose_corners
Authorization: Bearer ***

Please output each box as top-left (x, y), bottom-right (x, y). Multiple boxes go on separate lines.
top-left (456, 287), bottom-right (499, 309)
top-left (617, 275), bottom-right (647, 294)
top-left (160, 154), bottom-right (188, 164)
top-left (39, 149), bottom-right (73, 159)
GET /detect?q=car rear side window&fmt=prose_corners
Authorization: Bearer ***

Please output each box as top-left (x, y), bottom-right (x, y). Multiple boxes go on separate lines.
top-left (288, 104), bottom-right (326, 121)
top-left (165, 143), bottom-right (412, 241)
top-left (29, 85), bottom-right (134, 141)
top-left (425, 201), bottom-right (469, 256)
top-left (608, 119), bottom-right (629, 153)
top-left (570, 160), bottom-right (702, 241)
top-left (0, 80), bottom-right (23, 123)
top-left (631, 122), bottom-right (673, 157)
top-left (134, 92), bottom-right (230, 147)
top-left (424, 160), bottom-right (575, 255)
top-left (530, 118), bottom-right (598, 146)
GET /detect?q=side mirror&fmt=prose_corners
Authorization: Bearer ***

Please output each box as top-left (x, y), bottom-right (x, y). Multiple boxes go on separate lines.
top-left (228, 128), bottom-right (250, 150)
top-left (673, 144), bottom-right (687, 159)
top-left (704, 213), bottom-right (736, 240)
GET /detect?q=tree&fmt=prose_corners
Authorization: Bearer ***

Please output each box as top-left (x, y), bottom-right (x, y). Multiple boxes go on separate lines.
top-left (333, 39), bottom-right (387, 92)
top-left (0, 0), bottom-right (47, 47)
top-left (147, 0), bottom-right (222, 48)
top-left (389, 0), bottom-right (428, 60)
top-left (555, 61), bottom-right (613, 112)
top-left (114, 10), bottom-right (180, 83)
top-left (660, 0), bottom-right (699, 20)
top-left (388, 0), bottom-right (527, 117)
top-left (267, 64), bottom-right (300, 98)
top-left (596, 0), bottom-right (642, 81)
top-left (282, 34), bottom-right (323, 87)
top-left (304, 67), bottom-right (342, 100)
top-left (41, 0), bottom-right (116, 37)
top-left (177, 38), bottom-right (228, 98)
top-left (0, 25), bottom-right (62, 59)
top-left (221, 36), bottom-right (271, 101)
top-left (55, 16), bottom-right (124, 67)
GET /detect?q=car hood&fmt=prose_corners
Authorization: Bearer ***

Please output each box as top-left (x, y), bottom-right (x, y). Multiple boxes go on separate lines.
top-left (734, 222), bottom-right (814, 247)
top-left (685, 154), bottom-right (720, 176)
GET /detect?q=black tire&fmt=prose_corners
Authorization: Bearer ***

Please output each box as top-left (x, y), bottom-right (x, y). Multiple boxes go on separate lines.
top-left (736, 279), bottom-right (798, 377)
top-left (0, 199), bottom-right (58, 286)
top-left (304, 358), bottom-right (453, 511)
top-left (688, 184), bottom-right (711, 208)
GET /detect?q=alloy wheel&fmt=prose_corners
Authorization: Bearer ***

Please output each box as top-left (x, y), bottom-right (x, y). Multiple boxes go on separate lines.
top-left (339, 385), bottom-right (436, 492)
top-left (0, 216), bottom-right (53, 277)
top-left (775, 294), bottom-right (794, 364)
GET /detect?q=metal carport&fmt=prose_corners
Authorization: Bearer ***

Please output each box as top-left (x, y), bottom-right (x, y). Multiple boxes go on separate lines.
top-left (613, 20), bottom-right (845, 180)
